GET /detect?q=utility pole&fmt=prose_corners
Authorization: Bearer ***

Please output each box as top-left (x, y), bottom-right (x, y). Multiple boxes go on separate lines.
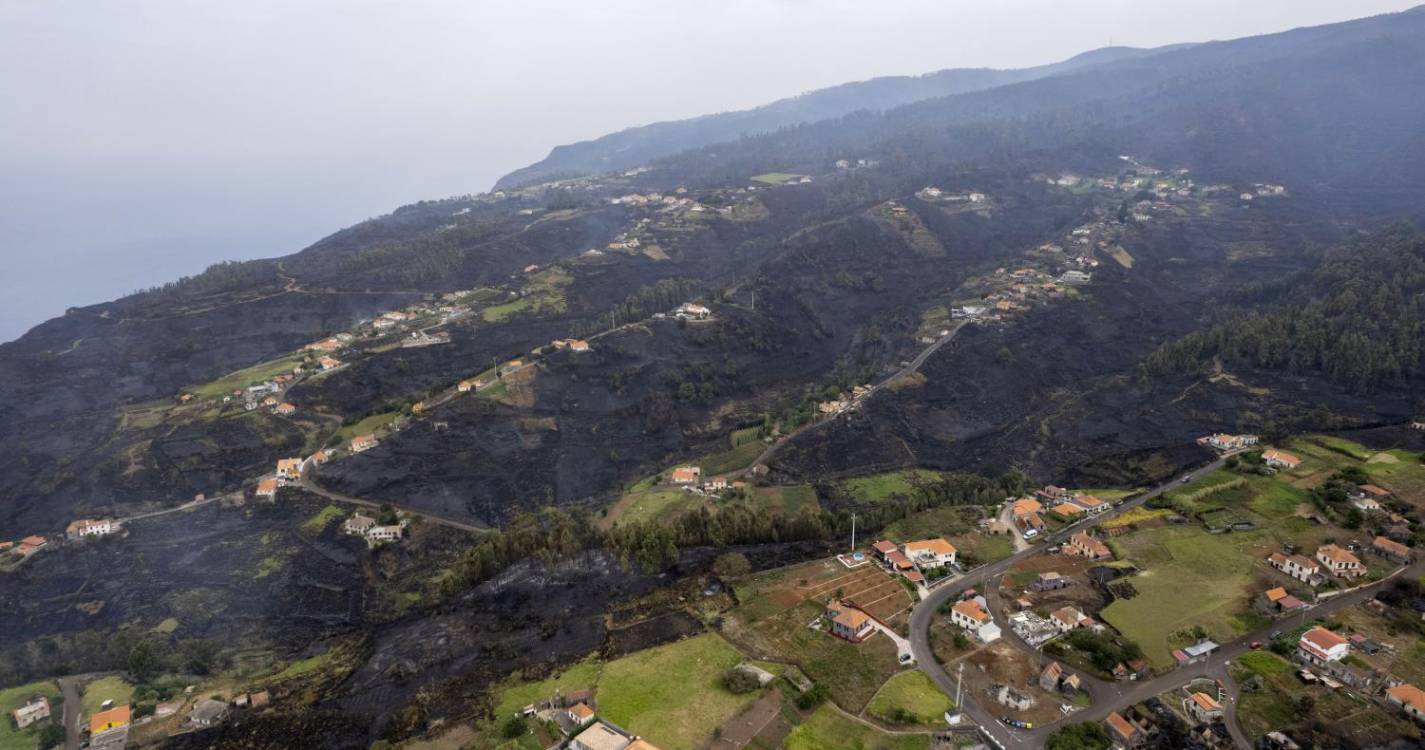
top-left (750, 289), bottom-right (755, 311)
top-left (850, 512), bottom-right (857, 552)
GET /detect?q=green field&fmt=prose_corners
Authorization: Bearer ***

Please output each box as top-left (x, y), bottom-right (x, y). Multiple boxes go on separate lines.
top-left (699, 441), bottom-right (764, 475)
top-left (1100, 526), bottom-right (1269, 667)
top-left (334, 410), bottom-right (400, 444)
top-left (752, 485), bottom-right (819, 516)
top-left (188, 353), bottom-right (304, 399)
top-left (750, 172), bottom-right (805, 185)
top-left (1108, 246), bottom-right (1135, 268)
top-left (274, 650), bottom-right (336, 680)
top-left (81, 675), bottom-right (134, 714)
top-left (844, 470), bottom-right (939, 502)
top-left (597, 634), bottom-right (756, 749)
top-left (866, 671), bottom-right (954, 727)
top-left (729, 426), bottom-right (764, 447)
top-left (302, 504), bottom-right (344, 533)
top-left (493, 658), bottom-right (603, 719)
top-left (484, 268), bottom-right (571, 322)
top-left (610, 488), bottom-right (699, 526)
top-left (0, 680), bottom-right (62, 750)
top-left (784, 704), bottom-right (929, 750)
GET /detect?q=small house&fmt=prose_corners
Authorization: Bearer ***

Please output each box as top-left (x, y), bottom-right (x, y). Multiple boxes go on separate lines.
top-left (350, 434), bottom-right (379, 453)
top-left (1186, 692), bottom-right (1222, 722)
top-left (825, 601), bottom-right (874, 642)
top-left (903, 538), bottom-right (957, 568)
top-left (1298, 626), bottom-right (1349, 664)
top-left (1374, 536), bottom-right (1413, 564)
top-left (1262, 449), bottom-right (1302, 470)
top-left (1106, 711), bottom-right (1141, 747)
top-left (670, 466), bottom-right (701, 484)
top-left (567, 702), bottom-right (596, 726)
top-left (1067, 532), bottom-right (1112, 560)
top-left (1386, 683), bottom-right (1425, 723)
top-left (189, 698), bottom-right (229, 727)
top-left (1316, 544), bottom-right (1364, 579)
top-left (343, 514), bottom-right (376, 536)
top-left (256, 478), bottom-right (279, 499)
top-left (12, 697), bottom-right (50, 729)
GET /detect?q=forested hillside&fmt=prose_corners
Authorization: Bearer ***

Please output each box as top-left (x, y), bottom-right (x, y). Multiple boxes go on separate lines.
top-left (1145, 227), bottom-right (1425, 391)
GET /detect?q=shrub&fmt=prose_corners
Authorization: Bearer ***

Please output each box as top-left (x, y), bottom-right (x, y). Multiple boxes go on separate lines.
top-left (501, 716), bottom-right (529, 739)
top-left (723, 667), bottom-right (763, 694)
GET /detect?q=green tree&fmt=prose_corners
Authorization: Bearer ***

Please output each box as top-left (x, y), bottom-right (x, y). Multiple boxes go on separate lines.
top-left (37, 725), bottom-right (65, 750)
top-left (713, 552), bottom-right (752, 579)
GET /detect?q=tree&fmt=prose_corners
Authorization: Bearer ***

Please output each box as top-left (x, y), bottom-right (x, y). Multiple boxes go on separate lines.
top-left (37, 725), bottom-right (65, 750)
top-left (1047, 721), bottom-right (1112, 750)
top-left (501, 716), bottom-right (529, 739)
top-left (713, 552), bottom-right (752, 579)
top-left (127, 641), bottom-right (159, 682)
top-left (723, 667), bottom-right (762, 694)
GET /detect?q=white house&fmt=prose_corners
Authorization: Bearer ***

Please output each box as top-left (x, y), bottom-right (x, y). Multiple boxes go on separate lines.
top-left (12, 697), bottom-right (50, 729)
top-left (950, 598), bottom-right (1000, 643)
top-left (1298, 626), bottom-right (1349, 664)
top-left (903, 538), bottom-right (957, 568)
top-left (367, 525), bottom-right (404, 543)
top-left (1386, 683), bottom-right (1425, 723)
top-left (66, 518), bottom-right (117, 539)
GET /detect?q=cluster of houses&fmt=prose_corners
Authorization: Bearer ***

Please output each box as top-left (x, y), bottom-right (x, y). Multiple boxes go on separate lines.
top-left (1009, 487), bottom-right (1111, 540)
top-left (514, 688), bottom-right (664, 750)
top-left (551, 338), bottom-right (591, 352)
top-left (673, 302), bottom-right (710, 320)
top-left (870, 536), bottom-right (958, 585)
top-left (915, 186), bottom-right (987, 204)
top-left (341, 512), bottom-right (407, 545)
top-left (0, 534), bottom-right (48, 565)
top-left (668, 465), bottom-right (748, 497)
top-left (817, 384), bottom-right (873, 417)
top-left (1266, 536), bottom-right (1412, 591)
top-left (66, 517), bottom-right (120, 540)
top-left (1197, 433), bottom-right (1260, 452)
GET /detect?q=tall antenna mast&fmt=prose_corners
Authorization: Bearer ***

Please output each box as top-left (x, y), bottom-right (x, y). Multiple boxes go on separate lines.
top-left (850, 513), bottom-right (857, 551)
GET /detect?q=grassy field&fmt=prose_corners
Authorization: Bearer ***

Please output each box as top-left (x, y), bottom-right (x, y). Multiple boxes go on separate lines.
top-left (729, 426), bottom-right (763, 447)
top-left (492, 658), bottom-right (603, 719)
top-left (726, 600), bottom-right (901, 712)
top-left (700, 441), bottom-right (764, 475)
top-left (844, 470), bottom-right (939, 502)
top-left (302, 504), bottom-right (344, 534)
top-left (334, 411), bottom-right (400, 444)
top-left (274, 651), bottom-right (336, 681)
top-left (784, 705), bottom-right (929, 750)
top-left (0, 680), bottom-right (62, 750)
top-left (751, 485), bottom-right (819, 516)
top-left (879, 505), bottom-right (1011, 566)
top-left (81, 675), bottom-right (134, 714)
top-left (1100, 525), bottom-right (1269, 667)
top-left (484, 268), bottom-right (571, 322)
top-left (606, 488), bottom-right (701, 527)
top-left (189, 353), bottom-right (304, 399)
top-left (1107, 246), bottom-right (1135, 269)
top-left (865, 671), bottom-right (953, 727)
top-left (750, 172), bottom-right (805, 185)
top-left (597, 634), bottom-right (755, 749)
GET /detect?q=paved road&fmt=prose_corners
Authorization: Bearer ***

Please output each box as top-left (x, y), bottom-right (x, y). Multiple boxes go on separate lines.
top-left (58, 673), bottom-right (97, 750)
top-left (909, 456), bottom-right (1228, 749)
top-left (297, 464), bottom-right (490, 534)
top-left (739, 321), bottom-right (968, 474)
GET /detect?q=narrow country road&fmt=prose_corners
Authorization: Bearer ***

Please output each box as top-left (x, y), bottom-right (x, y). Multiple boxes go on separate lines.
top-left (58, 674), bottom-right (94, 750)
top-left (739, 320), bottom-right (968, 474)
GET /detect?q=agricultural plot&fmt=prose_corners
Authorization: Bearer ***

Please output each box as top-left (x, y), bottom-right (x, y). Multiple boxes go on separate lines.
top-left (1232, 649), bottom-right (1419, 747)
top-left (750, 485), bottom-right (819, 516)
top-left (188, 352), bottom-right (305, 399)
top-left (865, 671), bottom-right (954, 727)
top-left (783, 705), bottom-right (929, 750)
top-left (750, 172), bottom-right (806, 185)
top-left (723, 561), bottom-right (906, 711)
top-left (844, 469), bottom-right (940, 502)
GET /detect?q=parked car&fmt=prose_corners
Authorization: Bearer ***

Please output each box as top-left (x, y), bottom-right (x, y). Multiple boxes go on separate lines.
top-left (1250, 640), bottom-right (1263, 650)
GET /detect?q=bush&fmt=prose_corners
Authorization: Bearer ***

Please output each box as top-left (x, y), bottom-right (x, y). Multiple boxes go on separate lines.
top-left (723, 667), bottom-right (763, 694)
top-left (1046, 721), bottom-right (1111, 750)
top-left (795, 684), bottom-right (828, 710)
top-left (713, 552), bottom-right (752, 579)
top-left (37, 725), bottom-right (65, 750)
top-left (501, 716), bottom-right (529, 739)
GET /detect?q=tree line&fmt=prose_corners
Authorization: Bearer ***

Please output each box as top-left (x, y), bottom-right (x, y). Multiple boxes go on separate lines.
top-left (1144, 227), bottom-right (1425, 391)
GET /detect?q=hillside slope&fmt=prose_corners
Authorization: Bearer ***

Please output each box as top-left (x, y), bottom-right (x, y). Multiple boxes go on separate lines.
top-left (492, 45), bottom-right (1185, 190)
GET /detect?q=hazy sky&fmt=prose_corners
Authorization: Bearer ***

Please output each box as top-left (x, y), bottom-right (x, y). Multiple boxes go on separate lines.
top-left (1, 0), bottom-right (1417, 342)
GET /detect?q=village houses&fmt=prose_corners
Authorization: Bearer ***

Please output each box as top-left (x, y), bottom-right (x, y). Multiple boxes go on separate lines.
top-left (343, 513), bottom-right (377, 536)
top-left (670, 466), bottom-right (701, 484)
top-left (1262, 449), bottom-right (1302, 470)
top-left (276, 458), bottom-right (302, 483)
top-left (1185, 692), bottom-right (1223, 723)
top-left (1197, 433), bottom-right (1260, 452)
top-left (256, 478), bottom-right (278, 499)
top-left (350, 434), bottom-right (379, 453)
top-left (1066, 532), bottom-right (1113, 560)
top-left (1316, 544), bottom-right (1364, 579)
top-left (950, 598), bottom-right (1001, 643)
top-left (1298, 626), bottom-right (1350, 665)
top-left (1051, 605), bottom-right (1098, 633)
top-left (1386, 683), bottom-right (1425, 723)
top-left (1105, 711), bottom-right (1142, 748)
top-left (11, 696), bottom-right (50, 728)
top-left (66, 518), bottom-right (118, 539)
top-left (319, 356), bottom-right (343, 371)
top-left (903, 538), bottom-right (957, 568)
top-left (1267, 552), bottom-right (1323, 586)
top-left (1373, 535), bottom-right (1413, 564)
top-left (824, 601), bottom-right (875, 642)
